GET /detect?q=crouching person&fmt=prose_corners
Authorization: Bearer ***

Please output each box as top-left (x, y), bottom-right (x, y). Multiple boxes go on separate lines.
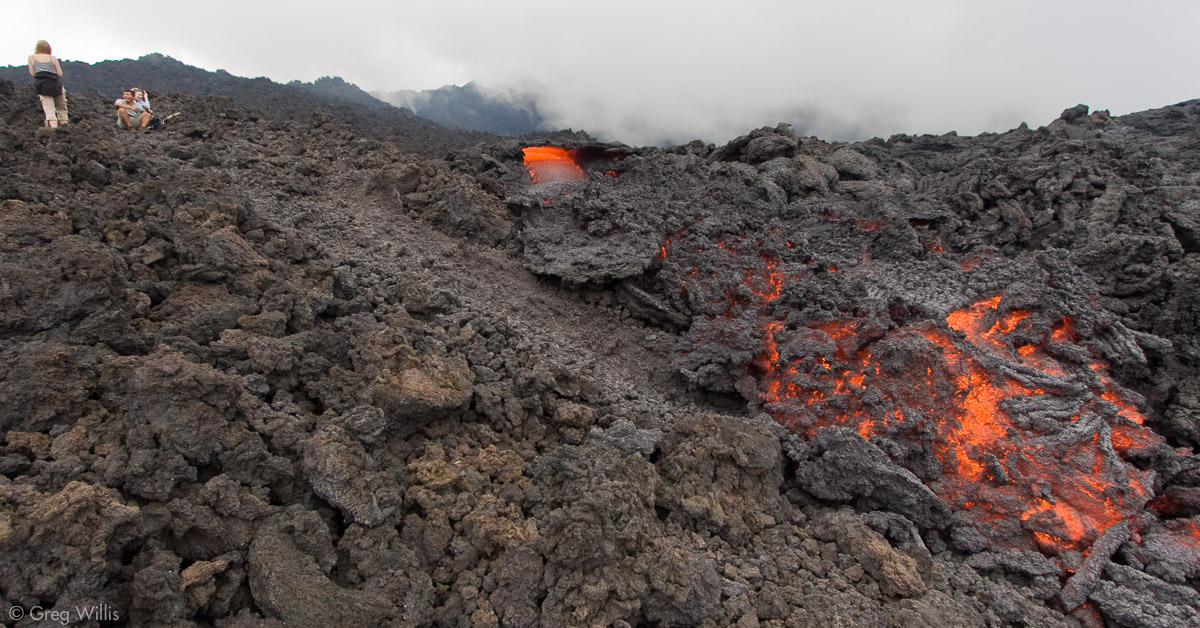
top-left (115, 89), bottom-right (151, 131)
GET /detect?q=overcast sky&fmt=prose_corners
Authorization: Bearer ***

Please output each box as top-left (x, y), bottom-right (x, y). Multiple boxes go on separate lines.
top-left (5, 1), bottom-right (1197, 144)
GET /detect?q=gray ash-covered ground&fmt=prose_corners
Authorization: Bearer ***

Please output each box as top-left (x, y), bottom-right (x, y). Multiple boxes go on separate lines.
top-left (1, 77), bottom-right (1199, 627)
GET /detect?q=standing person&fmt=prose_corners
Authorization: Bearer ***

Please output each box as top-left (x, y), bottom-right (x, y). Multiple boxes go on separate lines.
top-left (114, 89), bottom-right (151, 131)
top-left (27, 40), bottom-right (68, 128)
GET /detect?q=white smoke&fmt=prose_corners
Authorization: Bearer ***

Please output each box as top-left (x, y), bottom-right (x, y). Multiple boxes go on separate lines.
top-left (5, 0), bottom-right (1198, 146)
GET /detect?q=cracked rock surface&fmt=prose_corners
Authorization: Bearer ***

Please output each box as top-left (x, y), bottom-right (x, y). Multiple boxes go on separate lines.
top-left (2, 81), bottom-right (1198, 626)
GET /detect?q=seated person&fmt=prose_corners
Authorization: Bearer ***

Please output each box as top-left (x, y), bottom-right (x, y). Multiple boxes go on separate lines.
top-left (114, 89), bottom-right (151, 131)
top-left (131, 87), bottom-right (150, 110)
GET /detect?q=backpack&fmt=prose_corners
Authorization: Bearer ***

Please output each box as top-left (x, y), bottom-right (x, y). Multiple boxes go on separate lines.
top-left (146, 112), bottom-right (181, 131)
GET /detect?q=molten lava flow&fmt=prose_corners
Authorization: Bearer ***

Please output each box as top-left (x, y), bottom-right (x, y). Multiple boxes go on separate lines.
top-left (746, 256), bottom-right (783, 302)
top-left (742, 284), bottom-right (1163, 555)
top-left (665, 224), bottom-right (1168, 557)
top-left (522, 146), bottom-right (586, 183)
top-left (1051, 317), bottom-right (1078, 344)
top-left (930, 300), bottom-right (1160, 553)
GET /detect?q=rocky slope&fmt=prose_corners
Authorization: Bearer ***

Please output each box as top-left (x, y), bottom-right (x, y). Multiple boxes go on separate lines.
top-left (1, 79), bottom-right (1198, 628)
top-left (0, 54), bottom-right (485, 156)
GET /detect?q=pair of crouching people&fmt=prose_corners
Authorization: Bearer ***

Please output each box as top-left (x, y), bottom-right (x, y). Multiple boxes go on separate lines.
top-left (114, 88), bottom-right (153, 131)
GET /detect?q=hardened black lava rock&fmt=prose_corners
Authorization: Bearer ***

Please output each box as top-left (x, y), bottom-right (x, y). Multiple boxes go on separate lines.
top-left (2, 76), bottom-right (1198, 627)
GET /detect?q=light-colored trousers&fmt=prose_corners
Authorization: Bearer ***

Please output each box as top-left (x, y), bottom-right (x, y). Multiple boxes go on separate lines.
top-left (38, 91), bottom-right (69, 127)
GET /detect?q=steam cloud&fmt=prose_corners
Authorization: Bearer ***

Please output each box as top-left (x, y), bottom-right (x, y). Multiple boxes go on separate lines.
top-left (5, 0), bottom-right (1197, 145)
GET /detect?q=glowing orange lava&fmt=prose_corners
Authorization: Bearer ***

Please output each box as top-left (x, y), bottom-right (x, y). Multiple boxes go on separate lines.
top-left (664, 225), bottom-right (1169, 558)
top-left (747, 288), bottom-right (1162, 554)
top-left (522, 146), bottom-right (585, 183)
top-left (1051, 317), bottom-right (1078, 344)
top-left (746, 257), bottom-right (783, 302)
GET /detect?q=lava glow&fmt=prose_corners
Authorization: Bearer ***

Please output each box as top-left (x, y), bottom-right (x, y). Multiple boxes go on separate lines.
top-left (750, 295), bottom-right (1162, 555)
top-left (522, 146), bottom-right (586, 184)
top-left (674, 233), bottom-right (1166, 557)
top-left (746, 257), bottom-right (783, 302)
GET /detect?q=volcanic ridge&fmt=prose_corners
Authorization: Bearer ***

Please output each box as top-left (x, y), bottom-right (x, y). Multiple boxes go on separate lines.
top-left (2, 74), bottom-right (1200, 628)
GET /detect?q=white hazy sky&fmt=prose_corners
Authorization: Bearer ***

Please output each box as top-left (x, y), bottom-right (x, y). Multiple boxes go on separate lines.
top-left (4, 0), bottom-right (1197, 144)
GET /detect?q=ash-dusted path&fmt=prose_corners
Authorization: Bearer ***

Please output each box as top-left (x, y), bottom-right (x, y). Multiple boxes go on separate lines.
top-left (249, 163), bottom-right (692, 410)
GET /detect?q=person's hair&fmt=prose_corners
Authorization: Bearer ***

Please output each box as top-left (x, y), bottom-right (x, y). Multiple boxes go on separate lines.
top-left (34, 41), bottom-right (51, 55)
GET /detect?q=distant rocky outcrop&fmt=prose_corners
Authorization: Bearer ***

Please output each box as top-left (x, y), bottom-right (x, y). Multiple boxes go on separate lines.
top-left (373, 82), bottom-right (550, 136)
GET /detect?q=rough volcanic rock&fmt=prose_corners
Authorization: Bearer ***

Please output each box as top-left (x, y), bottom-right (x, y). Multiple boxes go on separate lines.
top-left (823, 510), bottom-right (928, 598)
top-left (655, 413), bottom-right (784, 545)
top-left (0, 481), bottom-right (142, 609)
top-left (793, 428), bottom-right (950, 530)
top-left (1, 77), bottom-right (1195, 627)
top-left (0, 234), bottom-right (129, 333)
top-left (301, 425), bottom-right (403, 526)
top-left (248, 511), bottom-right (396, 627)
